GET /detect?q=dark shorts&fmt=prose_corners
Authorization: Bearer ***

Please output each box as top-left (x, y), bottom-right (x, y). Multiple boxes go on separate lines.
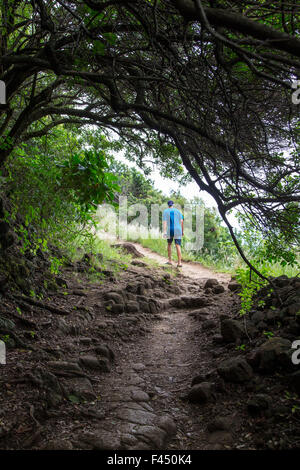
top-left (167, 237), bottom-right (181, 246)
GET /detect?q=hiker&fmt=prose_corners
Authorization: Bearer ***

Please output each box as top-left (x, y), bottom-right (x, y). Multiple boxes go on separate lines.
top-left (162, 200), bottom-right (184, 268)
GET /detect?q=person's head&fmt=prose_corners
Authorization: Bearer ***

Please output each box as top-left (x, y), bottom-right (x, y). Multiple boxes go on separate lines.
top-left (167, 200), bottom-right (174, 208)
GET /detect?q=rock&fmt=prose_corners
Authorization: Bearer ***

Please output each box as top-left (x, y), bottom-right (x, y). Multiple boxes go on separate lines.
top-left (217, 357), bottom-right (253, 383)
top-left (137, 284), bottom-right (146, 295)
top-left (251, 311), bottom-right (265, 325)
top-left (133, 425), bottom-right (167, 449)
top-left (247, 337), bottom-right (292, 372)
top-left (266, 309), bottom-right (280, 323)
top-left (79, 355), bottom-right (110, 372)
top-left (168, 298), bottom-right (186, 308)
top-left (189, 309), bottom-right (210, 317)
top-left (125, 301), bottom-right (140, 313)
top-left (287, 371), bottom-right (300, 395)
top-left (247, 394), bottom-right (270, 416)
top-left (104, 292), bottom-right (124, 304)
top-left (207, 416), bottom-right (232, 432)
top-left (79, 431), bottom-right (121, 450)
top-left (75, 336), bottom-right (91, 346)
top-left (228, 282), bottom-right (242, 292)
top-left (220, 319), bottom-right (244, 343)
top-left (131, 260), bottom-right (147, 267)
top-left (187, 382), bottom-right (214, 403)
top-left (212, 334), bottom-right (224, 344)
top-left (116, 408), bottom-right (156, 426)
top-left (110, 303), bottom-right (125, 314)
top-left (32, 367), bottom-right (64, 407)
top-left (207, 431), bottom-right (233, 448)
top-left (62, 377), bottom-right (96, 401)
top-left (149, 301), bottom-right (159, 314)
top-left (212, 285), bottom-right (225, 294)
top-left (139, 301), bottom-right (151, 313)
top-left (156, 415), bottom-right (177, 436)
top-left (180, 296), bottom-right (208, 309)
top-left (204, 279), bottom-right (219, 289)
top-left (272, 275), bottom-right (290, 288)
top-left (131, 390), bottom-right (150, 402)
top-left (94, 344), bottom-right (115, 362)
top-left (126, 283), bottom-right (139, 294)
top-left (287, 303), bottom-right (300, 315)
top-left (256, 320), bottom-right (268, 330)
top-left (285, 319), bottom-right (300, 335)
top-left (191, 374), bottom-right (206, 386)
top-left (202, 319), bottom-right (217, 330)
top-left (47, 361), bottom-right (83, 375)
top-left (41, 439), bottom-right (73, 450)
top-left (132, 363), bottom-right (146, 372)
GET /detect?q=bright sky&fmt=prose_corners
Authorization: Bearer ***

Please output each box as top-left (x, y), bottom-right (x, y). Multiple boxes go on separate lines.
top-left (116, 153), bottom-right (240, 229)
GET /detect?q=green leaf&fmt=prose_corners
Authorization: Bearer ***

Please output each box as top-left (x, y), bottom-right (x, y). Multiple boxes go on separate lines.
top-left (68, 394), bottom-right (81, 403)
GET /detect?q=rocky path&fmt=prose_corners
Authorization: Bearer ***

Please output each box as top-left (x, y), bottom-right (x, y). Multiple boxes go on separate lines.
top-left (1, 243), bottom-right (299, 450)
top-left (68, 245), bottom-right (240, 450)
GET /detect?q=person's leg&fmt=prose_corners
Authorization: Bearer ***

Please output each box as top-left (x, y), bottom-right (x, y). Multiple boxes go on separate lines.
top-left (175, 240), bottom-right (182, 266)
top-left (167, 240), bottom-right (172, 263)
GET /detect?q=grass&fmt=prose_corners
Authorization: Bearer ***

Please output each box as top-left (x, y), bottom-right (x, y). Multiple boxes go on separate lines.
top-left (129, 235), bottom-right (233, 273)
top-left (129, 235), bottom-right (300, 279)
top-left (66, 234), bottom-right (133, 276)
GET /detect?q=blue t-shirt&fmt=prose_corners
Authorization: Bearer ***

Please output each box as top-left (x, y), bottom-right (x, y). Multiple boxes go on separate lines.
top-left (163, 207), bottom-right (183, 238)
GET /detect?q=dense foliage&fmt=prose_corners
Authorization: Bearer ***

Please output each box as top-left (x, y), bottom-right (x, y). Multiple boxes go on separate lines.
top-left (0, 0), bottom-right (299, 278)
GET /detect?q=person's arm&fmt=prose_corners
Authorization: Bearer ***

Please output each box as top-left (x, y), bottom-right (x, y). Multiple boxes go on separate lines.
top-left (163, 220), bottom-right (167, 234)
top-left (181, 218), bottom-right (184, 236)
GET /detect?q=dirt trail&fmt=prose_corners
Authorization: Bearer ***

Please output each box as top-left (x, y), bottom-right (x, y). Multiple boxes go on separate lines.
top-left (89, 242), bottom-right (240, 450)
top-left (119, 240), bottom-right (231, 283)
top-left (0, 242), bottom-right (244, 451)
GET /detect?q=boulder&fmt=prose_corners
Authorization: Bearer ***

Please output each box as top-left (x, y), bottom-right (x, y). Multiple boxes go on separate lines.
top-left (47, 361), bottom-right (82, 375)
top-left (104, 292), bottom-right (124, 304)
top-left (217, 357), bottom-right (253, 383)
top-left (286, 371), bottom-right (300, 396)
top-left (272, 275), bottom-right (291, 288)
top-left (204, 279), bottom-right (219, 289)
top-left (251, 311), bottom-right (265, 325)
top-left (187, 382), bottom-right (214, 403)
top-left (247, 394), bottom-right (271, 416)
top-left (207, 416), bottom-right (233, 432)
top-left (212, 285), bottom-right (225, 294)
top-left (228, 282), bottom-right (242, 292)
top-left (110, 303), bottom-right (125, 314)
top-left (246, 337), bottom-right (292, 372)
top-left (191, 374), bottom-right (206, 386)
top-left (180, 296), bottom-right (208, 309)
top-left (79, 355), bottom-right (110, 372)
top-left (202, 319), bottom-right (217, 330)
top-left (94, 344), bottom-right (115, 362)
top-left (62, 377), bottom-right (96, 401)
top-left (125, 301), bottom-right (140, 313)
top-left (220, 319), bottom-right (244, 343)
top-left (41, 439), bottom-right (73, 450)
